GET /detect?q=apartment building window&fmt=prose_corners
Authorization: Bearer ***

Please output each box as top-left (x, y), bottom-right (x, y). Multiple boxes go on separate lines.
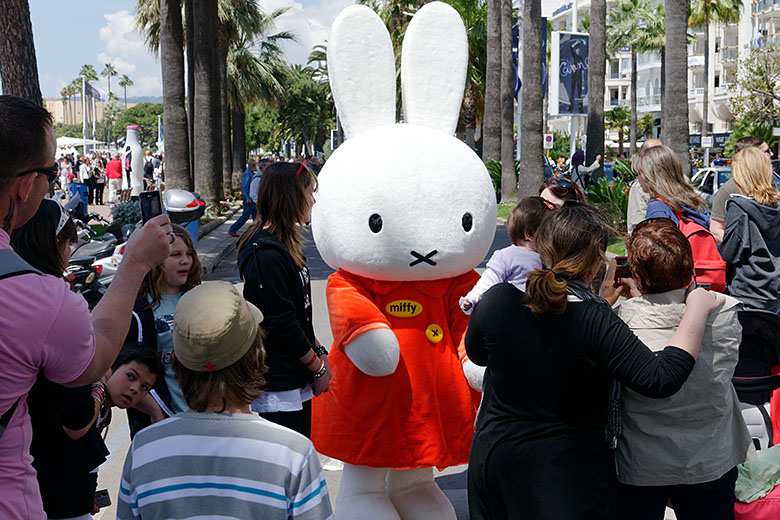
top-left (715, 75), bottom-right (720, 88)
top-left (610, 60), bottom-right (619, 79)
top-left (610, 87), bottom-right (619, 106)
top-left (621, 58), bottom-right (630, 78)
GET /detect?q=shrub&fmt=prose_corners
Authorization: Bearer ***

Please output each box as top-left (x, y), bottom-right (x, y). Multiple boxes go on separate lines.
top-left (110, 200), bottom-right (141, 225)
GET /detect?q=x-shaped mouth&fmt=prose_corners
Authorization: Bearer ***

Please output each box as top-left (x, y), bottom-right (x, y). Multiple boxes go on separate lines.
top-left (410, 250), bottom-right (438, 267)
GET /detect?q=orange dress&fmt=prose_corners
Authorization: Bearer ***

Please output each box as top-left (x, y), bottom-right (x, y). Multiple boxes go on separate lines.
top-left (312, 269), bottom-right (481, 470)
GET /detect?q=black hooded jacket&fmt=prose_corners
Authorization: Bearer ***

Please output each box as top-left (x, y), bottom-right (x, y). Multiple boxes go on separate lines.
top-left (238, 228), bottom-right (314, 392)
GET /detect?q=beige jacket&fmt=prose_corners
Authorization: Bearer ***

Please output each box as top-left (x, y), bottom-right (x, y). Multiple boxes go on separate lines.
top-left (616, 290), bottom-right (750, 485)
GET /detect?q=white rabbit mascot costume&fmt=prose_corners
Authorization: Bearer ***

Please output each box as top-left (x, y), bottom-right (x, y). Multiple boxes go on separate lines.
top-left (311, 3), bottom-right (497, 519)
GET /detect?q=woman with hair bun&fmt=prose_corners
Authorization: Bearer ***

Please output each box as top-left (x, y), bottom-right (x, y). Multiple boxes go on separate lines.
top-left (718, 146), bottom-right (780, 312)
top-left (465, 203), bottom-right (724, 519)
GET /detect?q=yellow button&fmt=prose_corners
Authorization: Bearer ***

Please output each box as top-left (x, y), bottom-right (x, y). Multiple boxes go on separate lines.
top-left (425, 324), bottom-right (443, 343)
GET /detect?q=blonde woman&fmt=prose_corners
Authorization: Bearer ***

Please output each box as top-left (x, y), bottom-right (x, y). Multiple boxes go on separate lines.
top-left (718, 147), bottom-right (780, 311)
top-left (633, 145), bottom-right (711, 228)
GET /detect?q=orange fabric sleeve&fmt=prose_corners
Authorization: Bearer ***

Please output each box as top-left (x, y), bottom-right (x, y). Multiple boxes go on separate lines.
top-left (326, 271), bottom-right (392, 349)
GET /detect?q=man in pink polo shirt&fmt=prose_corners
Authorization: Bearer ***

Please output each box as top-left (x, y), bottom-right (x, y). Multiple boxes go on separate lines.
top-left (0, 95), bottom-right (173, 519)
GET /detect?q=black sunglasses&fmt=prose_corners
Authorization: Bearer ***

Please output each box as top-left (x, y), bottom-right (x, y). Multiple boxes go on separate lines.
top-left (553, 177), bottom-right (574, 191)
top-left (16, 164), bottom-right (58, 183)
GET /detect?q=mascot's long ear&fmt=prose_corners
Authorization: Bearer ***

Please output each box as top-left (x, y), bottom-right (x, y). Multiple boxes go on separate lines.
top-left (401, 1), bottom-right (468, 136)
top-left (328, 5), bottom-right (396, 140)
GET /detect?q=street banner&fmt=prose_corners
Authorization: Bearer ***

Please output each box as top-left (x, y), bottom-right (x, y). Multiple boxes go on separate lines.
top-left (550, 31), bottom-right (589, 115)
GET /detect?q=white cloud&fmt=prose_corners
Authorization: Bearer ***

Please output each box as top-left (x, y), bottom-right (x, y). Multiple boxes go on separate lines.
top-left (261, 0), bottom-right (354, 65)
top-left (95, 10), bottom-right (161, 97)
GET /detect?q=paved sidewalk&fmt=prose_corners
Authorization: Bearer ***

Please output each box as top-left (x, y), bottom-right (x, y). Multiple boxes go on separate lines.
top-left (196, 204), bottom-right (244, 275)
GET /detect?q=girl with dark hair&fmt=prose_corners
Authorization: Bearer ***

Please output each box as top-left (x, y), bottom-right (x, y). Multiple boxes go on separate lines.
top-left (124, 224), bottom-right (202, 436)
top-left (11, 198), bottom-right (76, 276)
top-left (465, 204), bottom-right (724, 519)
top-left (237, 162), bottom-right (332, 437)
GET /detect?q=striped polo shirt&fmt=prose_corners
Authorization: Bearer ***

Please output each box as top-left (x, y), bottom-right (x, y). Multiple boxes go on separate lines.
top-left (117, 412), bottom-right (332, 519)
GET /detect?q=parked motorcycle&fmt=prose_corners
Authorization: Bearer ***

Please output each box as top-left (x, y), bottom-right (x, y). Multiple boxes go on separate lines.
top-left (66, 256), bottom-right (107, 310)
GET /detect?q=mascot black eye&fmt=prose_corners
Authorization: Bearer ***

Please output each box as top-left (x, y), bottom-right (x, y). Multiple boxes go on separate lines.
top-left (462, 212), bottom-right (473, 232)
top-left (369, 213), bottom-right (383, 233)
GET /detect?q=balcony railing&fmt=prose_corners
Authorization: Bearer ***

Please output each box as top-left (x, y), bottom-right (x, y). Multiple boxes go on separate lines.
top-left (720, 47), bottom-right (738, 61)
top-left (637, 95), bottom-right (661, 107)
top-left (689, 88), bottom-right (706, 96)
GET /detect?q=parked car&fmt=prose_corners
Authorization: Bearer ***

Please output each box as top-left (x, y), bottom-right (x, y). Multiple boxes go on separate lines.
top-left (691, 167), bottom-right (732, 208)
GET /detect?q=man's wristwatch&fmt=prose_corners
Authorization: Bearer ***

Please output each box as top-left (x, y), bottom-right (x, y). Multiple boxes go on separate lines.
top-left (313, 343), bottom-right (328, 357)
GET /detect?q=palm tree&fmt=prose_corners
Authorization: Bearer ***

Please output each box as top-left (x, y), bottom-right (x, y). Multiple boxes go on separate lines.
top-left (483, 0), bottom-right (501, 162)
top-left (191, 0), bottom-right (222, 204)
top-left (499, 0), bottom-right (516, 202)
top-left (307, 44), bottom-right (328, 84)
top-left (118, 74), bottom-right (134, 108)
top-left (59, 87), bottom-right (70, 124)
top-left (101, 63), bottom-right (118, 98)
top-left (607, 0), bottom-right (651, 158)
top-left (688, 0), bottom-right (742, 161)
top-left (229, 9), bottom-right (293, 186)
top-left (274, 65), bottom-right (334, 157)
top-left (446, 0), bottom-right (486, 150)
top-left (519, 0), bottom-right (543, 196)
top-left (586, 0), bottom-right (606, 178)
top-left (159, 0), bottom-right (191, 189)
top-left (663, 0), bottom-right (691, 175)
top-left (606, 106), bottom-right (630, 156)
top-left (80, 64), bottom-right (98, 83)
top-left (637, 112), bottom-right (655, 139)
top-left (0, 0), bottom-right (42, 105)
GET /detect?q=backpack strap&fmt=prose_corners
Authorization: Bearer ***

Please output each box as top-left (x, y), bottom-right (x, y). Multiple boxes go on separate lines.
top-left (0, 249), bottom-right (42, 280)
top-left (0, 249), bottom-right (42, 439)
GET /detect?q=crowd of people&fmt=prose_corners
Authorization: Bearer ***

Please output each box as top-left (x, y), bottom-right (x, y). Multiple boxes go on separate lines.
top-left (53, 148), bottom-right (164, 207)
top-left (2, 88), bottom-right (780, 520)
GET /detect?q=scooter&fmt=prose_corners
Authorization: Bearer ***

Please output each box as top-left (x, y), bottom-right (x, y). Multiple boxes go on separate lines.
top-left (66, 256), bottom-right (107, 310)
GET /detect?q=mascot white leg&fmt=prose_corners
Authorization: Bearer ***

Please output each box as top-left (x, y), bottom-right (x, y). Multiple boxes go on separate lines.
top-left (336, 464), bottom-right (399, 520)
top-left (387, 468), bottom-right (456, 520)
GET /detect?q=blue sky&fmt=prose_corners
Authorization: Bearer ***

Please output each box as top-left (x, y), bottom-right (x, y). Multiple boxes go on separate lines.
top-left (22, 0), bottom-right (563, 100)
top-left (24, 0), bottom-right (353, 100)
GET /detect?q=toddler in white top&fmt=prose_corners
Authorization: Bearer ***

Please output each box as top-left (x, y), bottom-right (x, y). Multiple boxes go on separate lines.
top-left (461, 196), bottom-right (554, 314)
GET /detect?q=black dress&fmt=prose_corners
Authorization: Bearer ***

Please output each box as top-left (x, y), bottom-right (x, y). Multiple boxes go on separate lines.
top-left (465, 283), bottom-right (695, 520)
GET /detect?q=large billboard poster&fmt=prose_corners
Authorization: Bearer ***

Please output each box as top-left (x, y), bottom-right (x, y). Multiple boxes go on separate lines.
top-left (550, 31), bottom-right (589, 115)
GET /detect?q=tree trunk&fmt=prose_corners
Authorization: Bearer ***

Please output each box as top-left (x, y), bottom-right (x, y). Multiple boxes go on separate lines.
top-left (586, 0), bottom-right (606, 180)
top-left (0, 0), bottom-right (42, 105)
top-left (231, 106), bottom-right (246, 190)
top-left (461, 88), bottom-right (478, 151)
top-left (484, 0), bottom-right (502, 162)
top-left (519, 0), bottom-right (544, 197)
top-left (618, 128), bottom-right (624, 156)
top-left (159, 0), bottom-right (191, 190)
top-left (218, 36), bottom-right (232, 194)
top-left (185, 0), bottom-right (195, 187)
top-left (660, 46), bottom-right (665, 137)
top-left (500, 0), bottom-right (517, 203)
top-left (701, 21), bottom-right (710, 154)
top-left (192, 0), bottom-right (222, 204)
top-left (663, 0), bottom-right (691, 176)
top-left (629, 49), bottom-right (637, 157)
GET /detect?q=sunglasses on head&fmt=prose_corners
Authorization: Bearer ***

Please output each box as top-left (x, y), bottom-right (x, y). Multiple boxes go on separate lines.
top-left (16, 164), bottom-right (58, 184)
top-left (553, 177), bottom-right (574, 191)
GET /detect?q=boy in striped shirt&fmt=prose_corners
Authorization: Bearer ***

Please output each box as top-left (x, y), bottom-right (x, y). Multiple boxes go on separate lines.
top-left (117, 282), bottom-right (332, 519)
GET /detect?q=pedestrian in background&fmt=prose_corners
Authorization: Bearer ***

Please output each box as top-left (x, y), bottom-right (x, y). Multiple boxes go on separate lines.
top-left (228, 158), bottom-right (261, 238)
